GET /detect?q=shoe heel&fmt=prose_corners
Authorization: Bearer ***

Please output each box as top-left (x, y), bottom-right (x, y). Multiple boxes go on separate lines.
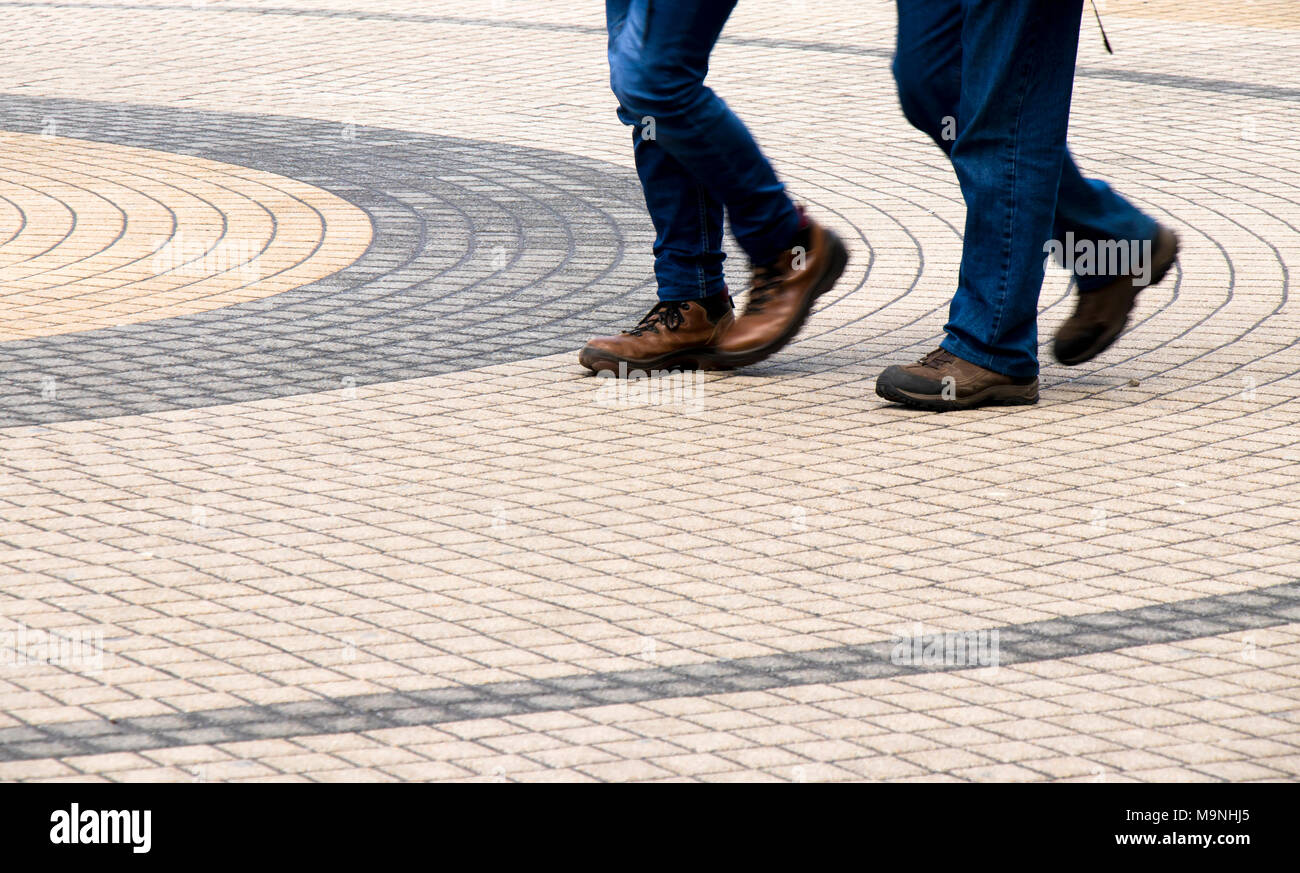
top-left (815, 230), bottom-right (849, 300)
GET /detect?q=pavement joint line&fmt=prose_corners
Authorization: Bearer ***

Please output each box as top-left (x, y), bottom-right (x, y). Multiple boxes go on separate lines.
top-left (1, 581), bottom-right (1294, 763)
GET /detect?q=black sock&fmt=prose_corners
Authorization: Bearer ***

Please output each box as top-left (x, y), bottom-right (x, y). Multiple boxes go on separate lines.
top-left (698, 289), bottom-right (733, 320)
top-left (789, 223), bottom-right (812, 253)
top-left (757, 224), bottom-right (813, 270)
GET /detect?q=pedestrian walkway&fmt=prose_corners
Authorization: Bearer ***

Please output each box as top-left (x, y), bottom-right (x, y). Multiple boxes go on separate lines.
top-left (0, 0), bottom-right (1297, 781)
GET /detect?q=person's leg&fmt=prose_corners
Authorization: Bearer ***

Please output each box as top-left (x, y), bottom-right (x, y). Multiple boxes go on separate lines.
top-left (938, 0), bottom-right (1085, 380)
top-left (877, 0), bottom-right (1082, 410)
top-left (608, 0), bottom-right (726, 302)
top-left (1054, 159), bottom-right (1157, 291)
top-left (1050, 156), bottom-right (1179, 365)
top-left (583, 0), bottom-right (848, 374)
top-left (631, 132), bottom-right (727, 302)
top-left (607, 0), bottom-right (800, 265)
top-left (892, 0), bottom-right (1162, 303)
top-left (892, 0), bottom-right (963, 155)
top-left (578, 0), bottom-right (735, 375)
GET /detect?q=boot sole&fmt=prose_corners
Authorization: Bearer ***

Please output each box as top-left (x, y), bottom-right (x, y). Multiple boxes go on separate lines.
top-left (875, 379), bottom-right (1039, 412)
top-left (1054, 231), bottom-right (1180, 367)
top-left (578, 345), bottom-right (715, 375)
top-left (704, 230), bottom-right (849, 371)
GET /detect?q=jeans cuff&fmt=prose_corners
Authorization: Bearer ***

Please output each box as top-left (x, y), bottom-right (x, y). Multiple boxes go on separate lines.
top-left (741, 203), bottom-right (802, 266)
top-left (940, 334), bottom-right (1038, 380)
top-left (1074, 223), bottom-right (1161, 293)
top-left (656, 276), bottom-right (727, 302)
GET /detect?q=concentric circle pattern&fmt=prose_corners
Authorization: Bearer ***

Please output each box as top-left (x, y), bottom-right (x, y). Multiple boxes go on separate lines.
top-left (0, 131), bottom-right (371, 340)
top-left (0, 0), bottom-right (1298, 783)
top-left (0, 97), bottom-right (653, 425)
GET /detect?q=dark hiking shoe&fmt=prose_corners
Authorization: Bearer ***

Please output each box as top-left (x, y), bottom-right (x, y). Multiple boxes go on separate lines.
top-left (709, 215), bottom-right (848, 369)
top-left (1053, 225), bottom-right (1180, 366)
top-left (578, 293), bottom-right (734, 375)
top-left (876, 347), bottom-right (1039, 411)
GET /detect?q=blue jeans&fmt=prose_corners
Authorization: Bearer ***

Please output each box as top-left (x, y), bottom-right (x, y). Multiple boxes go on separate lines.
top-left (894, 0), bottom-right (1159, 377)
top-left (606, 0), bottom-right (801, 301)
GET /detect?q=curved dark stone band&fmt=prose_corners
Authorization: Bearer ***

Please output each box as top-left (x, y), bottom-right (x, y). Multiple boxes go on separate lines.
top-left (0, 96), bottom-right (655, 426)
top-left (1, 582), bottom-right (1296, 762)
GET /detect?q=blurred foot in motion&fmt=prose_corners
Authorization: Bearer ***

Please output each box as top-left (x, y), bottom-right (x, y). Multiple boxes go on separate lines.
top-left (581, 0), bottom-right (847, 375)
top-left (879, 0), bottom-right (1176, 407)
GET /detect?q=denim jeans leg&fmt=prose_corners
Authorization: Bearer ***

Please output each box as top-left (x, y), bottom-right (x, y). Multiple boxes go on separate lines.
top-left (608, 1), bottom-right (725, 301)
top-left (608, 0), bottom-right (800, 267)
top-left (1053, 154), bottom-right (1160, 292)
top-left (895, 1), bottom-right (1155, 362)
top-left (940, 0), bottom-right (1084, 379)
top-left (892, 0), bottom-right (963, 153)
top-left (630, 125), bottom-right (728, 301)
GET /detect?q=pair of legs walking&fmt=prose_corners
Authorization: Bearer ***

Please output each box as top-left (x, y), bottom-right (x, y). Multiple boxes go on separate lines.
top-left (878, 0), bottom-right (1177, 409)
top-left (605, 0), bottom-right (800, 301)
top-left (581, 0), bottom-right (1178, 410)
top-left (580, 0), bottom-right (849, 375)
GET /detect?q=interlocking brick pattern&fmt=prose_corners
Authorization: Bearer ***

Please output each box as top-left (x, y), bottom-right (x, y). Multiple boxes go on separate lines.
top-left (0, 131), bottom-right (371, 340)
top-left (2, 583), bottom-right (1296, 763)
top-left (0, 97), bottom-right (657, 425)
top-left (0, 0), bottom-right (1297, 781)
top-left (1103, 0), bottom-right (1300, 30)
top-left (5, 623), bottom-right (1297, 783)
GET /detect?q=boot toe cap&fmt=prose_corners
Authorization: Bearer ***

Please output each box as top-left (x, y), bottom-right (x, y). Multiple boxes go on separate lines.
top-left (878, 364), bottom-right (941, 395)
top-left (1052, 323), bottom-right (1106, 364)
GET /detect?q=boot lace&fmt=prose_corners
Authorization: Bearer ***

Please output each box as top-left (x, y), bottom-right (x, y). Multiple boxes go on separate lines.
top-left (744, 263), bottom-right (785, 314)
top-left (919, 348), bottom-right (957, 368)
top-left (625, 300), bottom-right (690, 336)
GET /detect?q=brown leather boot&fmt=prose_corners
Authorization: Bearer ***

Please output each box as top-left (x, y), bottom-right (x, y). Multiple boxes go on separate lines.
top-left (578, 295), bottom-right (734, 375)
top-left (1053, 225), bottom-right (1180, 366)
top-left (876, 347), bottom-right (1038, 411)
top-left (709, 216), bottom-right (848, 369)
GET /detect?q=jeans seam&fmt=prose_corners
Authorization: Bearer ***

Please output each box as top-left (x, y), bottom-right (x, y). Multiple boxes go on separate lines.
top-left (695, 183), bottom-right (709, 298)
top-left (986, 55), bottom-right (1034, 372)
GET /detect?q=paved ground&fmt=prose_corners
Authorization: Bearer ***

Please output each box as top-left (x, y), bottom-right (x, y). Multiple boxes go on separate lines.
top-left (0, 0), bottom-right (1298, 782)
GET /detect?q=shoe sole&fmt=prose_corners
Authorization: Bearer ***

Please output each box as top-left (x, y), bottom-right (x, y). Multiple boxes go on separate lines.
top-left (1054, 230), bottom-right (1180, 367)
top-left (875, 379), bottom-right (1039, 412)
top-left (703, 229), bottom-right (849, 371)
top-left (578, 346), bottom-right (715, 375)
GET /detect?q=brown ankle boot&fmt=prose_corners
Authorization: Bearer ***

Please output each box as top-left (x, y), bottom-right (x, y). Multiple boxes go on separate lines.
top-left (876, 347), bottom-right (1039, 411)
top-left (1053, 225), bottom-right (1180, 366)
top-left (710, 216), bottom-right (848, 369)
top-left (578, 296), bottom-right (734, 375)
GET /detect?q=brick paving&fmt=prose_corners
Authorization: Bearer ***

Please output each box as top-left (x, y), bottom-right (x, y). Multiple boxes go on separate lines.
top-left (0, 0), bottom-right (1297, 781)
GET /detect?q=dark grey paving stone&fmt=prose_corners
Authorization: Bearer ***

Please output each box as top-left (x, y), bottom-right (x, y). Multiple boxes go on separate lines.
top-left (80, 732), bottom-right (172, 753)
top-left (450, 700), bottom-right (523, 719)
top-left (303, 715), bottom-right (382, 734)
top-left (197, 706), bottom-right (269, 726)
top-left (274, 700), bottom-right (351, 718)
top-left (540, 675), bottom-right (610, 693)
top-left (123, 715), bottom-right (200, 733)
top-left (42, 721), bottom-right (131, 739)
top-left (160, 727), bottom-right (248, 747)
top-left (240, 720), bottom-right (317, 739)
top-left (774, 668), bottom-right (853, 685)
top-left (385, 706), bottom-right (458, 726)
top-left (6, 741), bottom-right (85, 760)
top-left (0, 727), bottom-right (52, 744)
